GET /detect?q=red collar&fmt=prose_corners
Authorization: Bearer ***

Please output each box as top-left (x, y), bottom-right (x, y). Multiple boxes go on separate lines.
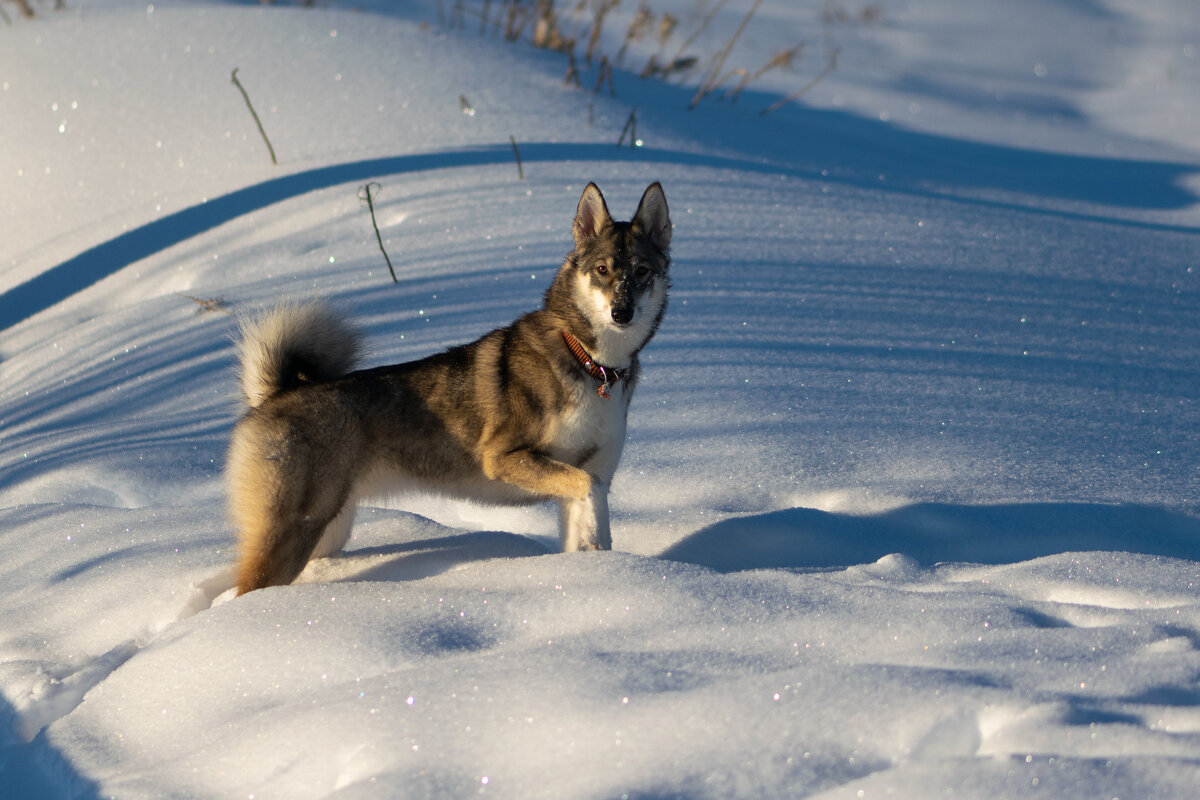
top-left (561, 330), bottom-right (627, 399)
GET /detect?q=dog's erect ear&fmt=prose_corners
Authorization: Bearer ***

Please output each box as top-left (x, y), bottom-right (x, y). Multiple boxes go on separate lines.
top-left (574, 183), bottom-right (612, 249)
top-left (633, 182), bottom-right (671, 252)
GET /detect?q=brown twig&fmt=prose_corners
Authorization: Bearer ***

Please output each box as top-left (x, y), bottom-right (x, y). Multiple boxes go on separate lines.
top-left (509, 134), bottom-right (524, 180)
top-left (177, 294), bottom-right (232, 315)
top-left (594, 56), bottom-right (615, 96)
top-left (564, 40), bottom-right (582, 87)
top-left (616, 108), bottom-right (638, 148)
top-left (360, 183), bottom-right (398, 283)
top-left (230, 68), bottom-right (277, 165)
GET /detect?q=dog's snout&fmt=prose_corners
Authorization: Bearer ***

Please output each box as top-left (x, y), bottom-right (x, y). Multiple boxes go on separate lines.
top-left (611, 306), bottom-right (634, 325)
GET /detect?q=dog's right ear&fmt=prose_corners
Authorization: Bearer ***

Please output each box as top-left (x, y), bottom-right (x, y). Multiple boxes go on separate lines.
top-left (573, 183), bottom-right (612, 250)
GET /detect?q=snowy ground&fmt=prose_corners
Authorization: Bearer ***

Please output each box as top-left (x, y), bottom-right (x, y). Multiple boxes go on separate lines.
top-left (2, 1), bottom-right (1199, 797)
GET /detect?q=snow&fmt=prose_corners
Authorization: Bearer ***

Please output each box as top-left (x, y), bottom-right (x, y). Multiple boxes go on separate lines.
top-left (2, 0), bottom-right (1199, 797)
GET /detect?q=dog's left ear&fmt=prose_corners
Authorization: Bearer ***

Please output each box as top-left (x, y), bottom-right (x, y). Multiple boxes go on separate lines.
top-left (633, 182), bottom-right (671, 252)
top-left (574, 183), bottom-right (613, 250)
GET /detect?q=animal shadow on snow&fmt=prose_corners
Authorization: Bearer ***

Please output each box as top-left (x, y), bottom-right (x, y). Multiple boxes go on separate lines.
top-left (660, 502), bottom-right (1200, 572)
top-left (306, 530), bottom-right (552, 587)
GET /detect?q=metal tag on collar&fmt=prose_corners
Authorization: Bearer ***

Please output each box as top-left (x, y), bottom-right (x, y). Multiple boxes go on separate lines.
top-left (596, 366), bottom-right (612, 399)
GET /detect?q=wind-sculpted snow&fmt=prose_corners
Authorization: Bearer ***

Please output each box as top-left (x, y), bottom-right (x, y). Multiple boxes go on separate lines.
top-left (2, 1), bottom-right (1199, 798)
top-left (4, 505), bottom-right (1199, 798)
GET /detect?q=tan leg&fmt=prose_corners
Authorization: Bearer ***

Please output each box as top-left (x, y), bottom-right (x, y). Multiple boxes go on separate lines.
top-left (481, 447), bottom-right (591, 501)
top-left (560, 481), bottom-right (612, 551)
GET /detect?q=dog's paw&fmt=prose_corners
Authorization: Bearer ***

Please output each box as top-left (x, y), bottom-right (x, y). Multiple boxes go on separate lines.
top-left (572, 539), bottom-right (612, 552)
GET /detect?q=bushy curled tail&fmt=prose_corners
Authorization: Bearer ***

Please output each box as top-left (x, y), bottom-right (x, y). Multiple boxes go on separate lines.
top-left (236, 301), bottom-right (362, 407)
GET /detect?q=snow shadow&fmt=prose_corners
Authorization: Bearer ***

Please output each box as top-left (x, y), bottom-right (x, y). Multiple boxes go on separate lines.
top-left (0, 144), bottom-right (758, 332)
top-left (4, 117), bottom-right (1197, 333)
top-left (660, 502), bottom-right (1200, 572)
top-left (312, 530), bottom-right (551, 586)
top-left (0, 703), bottom-right (99, 800)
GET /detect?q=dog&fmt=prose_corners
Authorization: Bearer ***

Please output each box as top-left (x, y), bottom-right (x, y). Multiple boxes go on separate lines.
top-left (227, 182), bottom-right (671, 594)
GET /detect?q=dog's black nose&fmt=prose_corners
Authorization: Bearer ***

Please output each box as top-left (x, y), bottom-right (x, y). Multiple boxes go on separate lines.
top-left (611, 306), bottom-right (634, 325)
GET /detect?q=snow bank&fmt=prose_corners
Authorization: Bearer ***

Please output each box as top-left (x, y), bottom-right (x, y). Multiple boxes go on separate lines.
top-left (2, 1), bottom-right (1199, 797)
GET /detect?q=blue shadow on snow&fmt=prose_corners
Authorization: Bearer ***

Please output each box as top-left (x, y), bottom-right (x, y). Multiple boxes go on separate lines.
top-left (661, 502), bottom-right (1200, 571)
top-left (0, 707), bottom-right (99, 800)
top-left (3, 127), bottom-right (1198, 332)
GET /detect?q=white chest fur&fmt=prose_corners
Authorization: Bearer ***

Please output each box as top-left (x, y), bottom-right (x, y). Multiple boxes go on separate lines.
top-left (546, 380), bottom-right (629, 481)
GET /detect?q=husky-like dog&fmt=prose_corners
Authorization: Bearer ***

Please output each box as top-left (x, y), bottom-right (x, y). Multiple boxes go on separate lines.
top-left (227, 183), bottom-right (671, 593)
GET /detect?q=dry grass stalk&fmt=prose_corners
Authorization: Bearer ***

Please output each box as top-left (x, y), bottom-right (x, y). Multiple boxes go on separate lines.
top-left (664, 0), bottom-right (729, 81)
top-left (178, 295), bottom-right (231, 315)
top-left (761, 47), bottom-right (840, 115)
top-left (594, 55), bottom-right (615, 95)
top-left (585, 0), bottom-right (619, 67)
top-left (823, 1), bottom-right (884, 24)
top-left (230, 68), bottom-right (278, 165)
top-left (656, 12), bottom-right (676, 46)
top-left (641, 54), bottom-right (697, 79)
top-left (533, 0), bottom-right (566, 49)
top-left (723, 43), bottom-right (803, 102)
top-left (503, 0), bottom-right (528, 41)
top-left (689, 0), bottom-right (763, 109)
top-left (509, 134), bottom-right (524, 180)
top-left (359, 183), bottom-right (398, 284)
top-left (564, 39), bottom-right (583, 86)
top-left (616, 107), bottom-right (638, 148)
top-left (615, 4), bottom-right (654, 66)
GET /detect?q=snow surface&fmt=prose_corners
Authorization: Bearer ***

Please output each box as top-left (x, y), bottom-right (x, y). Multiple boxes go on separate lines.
top-left (2, 0), bottom-right (1199, 797)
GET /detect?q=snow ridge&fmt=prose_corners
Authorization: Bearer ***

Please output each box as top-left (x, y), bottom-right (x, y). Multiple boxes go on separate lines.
top-left (2, 1), bottom-right (1200, 797)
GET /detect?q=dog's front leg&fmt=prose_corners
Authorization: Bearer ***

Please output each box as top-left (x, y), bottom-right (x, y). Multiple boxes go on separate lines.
top-left (482, 447), bottom-right (591, 500)
top-left (480, 446), bottom-right (611, 550)
top-left (559, 481), bottom-right (611, 551)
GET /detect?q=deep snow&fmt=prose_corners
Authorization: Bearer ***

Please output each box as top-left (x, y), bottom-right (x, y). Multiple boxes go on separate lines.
top-left (2, 1), bottom-right (1199, 797)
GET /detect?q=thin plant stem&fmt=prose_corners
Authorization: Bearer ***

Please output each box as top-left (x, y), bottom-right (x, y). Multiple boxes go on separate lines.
top-left (231, 68), bottom-right (277, 165)
top-left (617, 108), bottom-right (638, 148)
top-left (509, 134), bottom-right (524, 180)
top-left (761, 48), bottom-right (840, 115)
top-left (690, 0), bottom-right (762, 109)
top-left (666, 0), bottom-right (730, 77)
top-left (360, 183), bottom-right (398, 284)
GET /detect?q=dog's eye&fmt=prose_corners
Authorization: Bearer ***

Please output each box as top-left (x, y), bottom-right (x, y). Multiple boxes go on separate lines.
top-left (595, 263), bottom-right (609, 275)
top-left (635, 266), bottom-right (650, 280)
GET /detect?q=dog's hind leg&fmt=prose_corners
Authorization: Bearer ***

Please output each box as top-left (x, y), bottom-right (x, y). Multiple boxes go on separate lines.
top-left (311, 500), bottom-right (356, 559)
top-left (228, 426), bottom-right (351, 594)
top-left (235, 513), bottom-right (331, 594)
top-left (559, 481), bottom-right (612, 551)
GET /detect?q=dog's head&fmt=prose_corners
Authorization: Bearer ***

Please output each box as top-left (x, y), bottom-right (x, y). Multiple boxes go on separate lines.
top-left (563, 183), bottom-right (671, 345)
